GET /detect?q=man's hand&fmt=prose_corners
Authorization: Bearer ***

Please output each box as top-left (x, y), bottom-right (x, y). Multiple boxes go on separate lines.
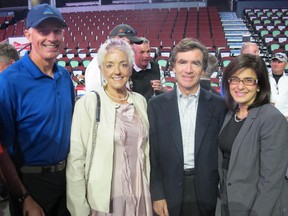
top-left (23, 196), bottom-right (45, 216)
top-left (153, 199), bottom-right (169, 216)
top-left (151, 80), bottom-right (164, 92)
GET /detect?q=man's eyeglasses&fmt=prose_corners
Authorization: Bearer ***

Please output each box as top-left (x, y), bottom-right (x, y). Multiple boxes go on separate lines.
top-left (228, 77), bottom-right (258, 86)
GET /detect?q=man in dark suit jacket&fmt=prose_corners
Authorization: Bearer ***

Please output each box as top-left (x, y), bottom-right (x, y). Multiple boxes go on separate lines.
top-left (147, 38), bottom-right (227, 216)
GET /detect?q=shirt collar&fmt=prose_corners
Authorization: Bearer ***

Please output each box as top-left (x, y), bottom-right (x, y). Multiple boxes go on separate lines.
top-left (133, 62), bottom-right (151, 72)
top-left (23, 51), bottom-right (61, 80)
top-left (268, 68), bottom-right (287, 77)
top-left (176, 83), bottom-right (200, 100)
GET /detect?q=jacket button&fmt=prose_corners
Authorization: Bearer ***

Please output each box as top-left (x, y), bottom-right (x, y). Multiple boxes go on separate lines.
top-left (179, 182), bottom-right (182, 186)
top-left (228, 183), bottom-right (231, 186)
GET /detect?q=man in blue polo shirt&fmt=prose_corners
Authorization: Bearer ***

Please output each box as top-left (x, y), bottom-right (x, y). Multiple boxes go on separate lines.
top-left (0, 4), bottom-right (74, 216)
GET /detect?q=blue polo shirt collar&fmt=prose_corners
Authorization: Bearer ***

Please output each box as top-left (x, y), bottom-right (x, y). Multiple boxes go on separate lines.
top-left (22, 51), bottom-right (62, 79)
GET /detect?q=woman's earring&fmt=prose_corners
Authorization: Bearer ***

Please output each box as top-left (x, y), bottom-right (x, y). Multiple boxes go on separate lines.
top-left (102, 78), bottom-right (107, 87)
top-left (128, 78), bottom-right (133, 90)
top-left (257, 89), bottom-right (260, 92)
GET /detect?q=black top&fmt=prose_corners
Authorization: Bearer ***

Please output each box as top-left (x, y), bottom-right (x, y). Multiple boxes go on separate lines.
top-left (218, 114), bottom-right (246, 170)
top-left (272, 73), bottom-right (283, 84)
top-left (131, 61), bottom-right (161, 101)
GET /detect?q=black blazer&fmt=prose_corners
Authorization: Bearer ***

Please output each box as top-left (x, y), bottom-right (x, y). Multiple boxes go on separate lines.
top-left (148, 87), bottom-right (227, 216)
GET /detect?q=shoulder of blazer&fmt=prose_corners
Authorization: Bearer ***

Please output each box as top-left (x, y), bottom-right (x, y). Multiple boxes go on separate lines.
top-left (250, 103), bottom-right (285, 120)
top-left (76, 91), bottom-right (98, 111)
top-left (199, 87), bottom-right (226, 109)
top-left (164, 87), bottom-right (177, 100)
top-left (130, 91), bottom-right (147, 110)
top-left (148, 88), bottom-right (176, 106)
top-left (200, 87), bottom-right (223, 101)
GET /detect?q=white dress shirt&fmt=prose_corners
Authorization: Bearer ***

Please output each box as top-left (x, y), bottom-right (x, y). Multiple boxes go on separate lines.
top-left (177, 84), bottom-right (200, 169)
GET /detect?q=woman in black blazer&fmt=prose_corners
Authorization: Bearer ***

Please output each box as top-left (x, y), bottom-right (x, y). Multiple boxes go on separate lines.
top-left (218, 54), bottom-right (288, 216)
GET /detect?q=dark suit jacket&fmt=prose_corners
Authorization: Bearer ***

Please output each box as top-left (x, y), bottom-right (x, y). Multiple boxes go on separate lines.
top-left (148, 87), bottom-right (227, 216)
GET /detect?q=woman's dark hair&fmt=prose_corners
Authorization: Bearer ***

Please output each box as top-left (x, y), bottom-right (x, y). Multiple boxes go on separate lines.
top-left (222, 54), bottom-right (270, 111)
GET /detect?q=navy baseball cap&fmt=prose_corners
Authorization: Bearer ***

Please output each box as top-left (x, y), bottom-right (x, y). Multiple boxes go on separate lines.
top-left (26, 4), bottom-right (67, 28)
top-left (109, 24), bottom-right (143, 44)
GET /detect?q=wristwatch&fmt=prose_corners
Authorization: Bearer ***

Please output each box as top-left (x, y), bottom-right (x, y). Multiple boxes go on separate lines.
top-left (16, 191), bottom-right (30, 203)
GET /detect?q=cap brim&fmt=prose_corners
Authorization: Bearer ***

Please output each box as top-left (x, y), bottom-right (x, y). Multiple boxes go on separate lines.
top-left (29, 17), bottom-right (67, 28)
top-left (126, 35), bottom-right (143, 44)
top-left (271, 57), bottom-right (285, 62)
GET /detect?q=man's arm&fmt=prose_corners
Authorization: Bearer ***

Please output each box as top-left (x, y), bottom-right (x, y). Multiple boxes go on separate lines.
top-left (0, 144), bottom-right (45, 216)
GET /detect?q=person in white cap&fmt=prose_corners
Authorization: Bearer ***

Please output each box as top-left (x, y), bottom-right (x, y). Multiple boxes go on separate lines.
top-left (0, 3), bottom-right (74, 216)
top-left (84, 24), bottom-right (143, 92)
top-left (268, 52), bottom-right (288, 119)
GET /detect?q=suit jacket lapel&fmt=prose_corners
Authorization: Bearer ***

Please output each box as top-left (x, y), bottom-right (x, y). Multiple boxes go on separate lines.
top-left (162, 88), bottom-right (184, 160)
top-left (195, 89), bottom-right (214, 157)
top-left (227, 107), bottom-right (260, 177)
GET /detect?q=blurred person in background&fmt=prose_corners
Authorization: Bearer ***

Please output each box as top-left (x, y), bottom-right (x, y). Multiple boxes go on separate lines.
top-left (200, 54), bottom-right (220, 95)
top-left (268, 52), bottom-right (288, 119)
top-left (131, 37), bottom-right (165, 100)
top-left (0, 42), bottom-right (20, 203)
top-left (0, 42), bottom-right (19, 73)
top-left (240, 42), bottom-right (260, 56)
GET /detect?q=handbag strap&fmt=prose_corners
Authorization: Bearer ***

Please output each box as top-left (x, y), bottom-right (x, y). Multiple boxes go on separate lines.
top-left (94, 91), bottom-right (101, 123)
top-left (85, 91), bottom-right (101, 190)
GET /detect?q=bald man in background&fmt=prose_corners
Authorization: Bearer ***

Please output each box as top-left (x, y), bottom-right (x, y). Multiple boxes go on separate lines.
top-left (240, 42), bottom-right (260, 56)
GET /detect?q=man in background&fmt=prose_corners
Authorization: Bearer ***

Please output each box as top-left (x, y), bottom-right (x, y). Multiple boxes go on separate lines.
top-left (132, 37), bottom-right (165, 100)
top-left (0, 42), bottom-right (19, 73)
top-left (268, 52), bottom-right (288, 119)
top-left (0, 42), bottom-right (20, 203)
top-left (240, 42), bottom-right (260, 56)
top-left (200, 54), bottom-right (220, 95)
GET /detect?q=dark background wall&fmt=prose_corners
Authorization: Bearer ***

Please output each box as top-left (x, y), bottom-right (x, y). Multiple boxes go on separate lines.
top-left (1, 0), bottom-right (106, 8)
top-left (0, 0), bottom-right (27, 8)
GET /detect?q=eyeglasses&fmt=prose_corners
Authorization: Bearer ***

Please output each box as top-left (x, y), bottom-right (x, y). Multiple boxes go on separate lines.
top-left (228, 77), bottom-right (258, 86)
